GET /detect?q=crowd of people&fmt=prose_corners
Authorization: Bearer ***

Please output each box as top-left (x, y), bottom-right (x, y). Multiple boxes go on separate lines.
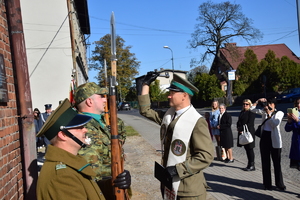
top-left (32, 72), bottom-right (300, 200)
top-left (208, 97), bottom-right (300, 192)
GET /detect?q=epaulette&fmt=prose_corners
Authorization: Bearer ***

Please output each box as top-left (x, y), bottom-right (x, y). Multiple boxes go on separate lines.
top-left (56, 162), bottom-right (67, 170)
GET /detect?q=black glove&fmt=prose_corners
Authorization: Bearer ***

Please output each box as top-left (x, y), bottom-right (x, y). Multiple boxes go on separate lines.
top-left (143, 71), bottom-right (159, 86)
top-left (165, 166), bottom-right (178, 181)
top-left (113, 170), bottom-right (131, 189)
top-left (135, 76), bottom-right (145, 96)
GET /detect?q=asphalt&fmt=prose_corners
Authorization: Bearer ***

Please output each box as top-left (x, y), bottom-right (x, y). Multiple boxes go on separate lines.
top-left (118, 107), bottom-right (300, 200)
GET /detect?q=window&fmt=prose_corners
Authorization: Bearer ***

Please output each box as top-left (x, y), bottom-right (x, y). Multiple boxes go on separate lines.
top-left (0, 54), bottom-right (8, 102)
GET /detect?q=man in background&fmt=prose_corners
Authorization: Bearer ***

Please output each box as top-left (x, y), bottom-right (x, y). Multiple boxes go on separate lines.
top-left (40, 104), bottom-right (52, 148)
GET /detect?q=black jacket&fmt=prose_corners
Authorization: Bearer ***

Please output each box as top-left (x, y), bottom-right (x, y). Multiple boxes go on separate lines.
top-left (219, 111), bottom-right (233, 148)
top-left (236, 110), bottom-right (256, 148)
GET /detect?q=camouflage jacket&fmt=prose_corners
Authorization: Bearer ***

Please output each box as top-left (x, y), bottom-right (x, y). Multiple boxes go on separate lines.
top-left (78, 114), bottom-right (126, 181)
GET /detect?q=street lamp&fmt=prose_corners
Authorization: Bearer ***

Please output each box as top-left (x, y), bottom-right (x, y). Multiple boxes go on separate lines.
top-left (163, 46), bottom-right (174, 73)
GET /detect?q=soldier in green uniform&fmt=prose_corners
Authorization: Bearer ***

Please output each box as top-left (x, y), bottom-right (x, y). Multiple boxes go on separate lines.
top-left (36, 98), bottom-right (105, 200)
top-left (74, 82), bottom-right (131, 199)
top-left (138, 73), bottom-right (214, 200)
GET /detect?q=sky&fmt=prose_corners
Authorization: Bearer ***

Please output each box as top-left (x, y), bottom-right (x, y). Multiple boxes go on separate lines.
top-left (86, 0), bottom-right (298, 83)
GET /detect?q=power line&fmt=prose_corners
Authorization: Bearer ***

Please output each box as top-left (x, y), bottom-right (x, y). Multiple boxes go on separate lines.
top-left (29, 12), bottom-right (70, 78)
top-left (89, 15), bottom-right (190, 35)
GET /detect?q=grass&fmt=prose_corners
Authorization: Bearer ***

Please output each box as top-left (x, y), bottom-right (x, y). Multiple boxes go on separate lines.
top-left (125, 126), bottom-right (140, 136)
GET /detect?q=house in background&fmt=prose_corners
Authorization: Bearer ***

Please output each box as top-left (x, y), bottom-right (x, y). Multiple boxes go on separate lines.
top-left (210, 43), bottom-right (300, 91)
top-left (20, 0), bottom-right (90, 111)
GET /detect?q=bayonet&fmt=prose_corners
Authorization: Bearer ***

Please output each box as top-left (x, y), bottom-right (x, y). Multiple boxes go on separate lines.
top-left (110, 12), bottom-right (116, 57)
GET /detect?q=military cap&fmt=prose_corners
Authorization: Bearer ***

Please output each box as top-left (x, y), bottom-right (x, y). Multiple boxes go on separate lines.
top-left (74, 82), bottom-right (108, 106)
top-left (44, 104), bottom-right (52, 110)
top-left (167, 74), bottom-right (199, 96)
top-left (37, 98), bottom-right (92, 141)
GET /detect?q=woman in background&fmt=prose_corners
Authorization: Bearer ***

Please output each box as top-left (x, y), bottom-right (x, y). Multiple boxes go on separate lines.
top-left (217, 103), bottom-right (234, 163)
top-left (284, 97), bottom-right (300, 171)
top-left (251, 98), bottom-right (285, 191)
top-left (210, 100), bottom-right (220, 146)
top-left (205, 112), bottom-right (213, 141)
top-left (236, 99), bottom-right (256, 171)
top-left (34, 108), bottom-right (43, 149)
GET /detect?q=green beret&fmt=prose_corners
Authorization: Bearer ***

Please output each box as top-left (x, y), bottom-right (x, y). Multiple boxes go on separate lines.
top-left (167, 74), bottom-right (199, 96)
top-left (74, 82), bottom-right (108, 106)
top-left (36, 98), bottom-right (92, 141)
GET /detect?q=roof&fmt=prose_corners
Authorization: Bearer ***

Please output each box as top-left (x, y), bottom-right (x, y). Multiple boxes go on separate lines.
top-left (220, 43), bottom-right (300, 70)
top-left (74, 0), bottom-right (90, 34)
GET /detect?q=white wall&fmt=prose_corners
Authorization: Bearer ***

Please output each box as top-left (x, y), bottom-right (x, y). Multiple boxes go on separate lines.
top-left (21, 0), bottom-right (73, 111)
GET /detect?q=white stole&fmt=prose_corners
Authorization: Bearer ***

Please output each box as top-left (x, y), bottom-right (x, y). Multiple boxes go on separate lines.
top-left (161, 106), bottom-right (201, 200)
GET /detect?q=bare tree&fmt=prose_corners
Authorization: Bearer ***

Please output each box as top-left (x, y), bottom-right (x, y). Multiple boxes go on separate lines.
top-left (187, 65), bottom-right (209, 83)
top-left (189, 1), bottom-right (263, 69)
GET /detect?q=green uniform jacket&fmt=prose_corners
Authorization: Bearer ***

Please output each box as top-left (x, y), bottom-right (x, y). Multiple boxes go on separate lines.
top-left (37, 145), bottom-right (105, 200)
top-left (78, 115), bottom-right (126, 181)
top-left (138, 94), bottom-right (214, 197)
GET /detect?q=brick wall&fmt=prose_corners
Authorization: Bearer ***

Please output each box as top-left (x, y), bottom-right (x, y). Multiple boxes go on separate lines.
top-left (0, 2), bottom-right (24, 200)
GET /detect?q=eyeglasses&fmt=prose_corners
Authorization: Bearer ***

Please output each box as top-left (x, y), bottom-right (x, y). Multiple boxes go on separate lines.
top-left (243, 103), bottom-right (249, 105)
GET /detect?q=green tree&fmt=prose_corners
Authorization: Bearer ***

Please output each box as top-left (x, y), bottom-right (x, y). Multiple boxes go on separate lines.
top-left (234, 49), bottom-right (261, 95)
top-left (187, 65), bottom-right (209, 83)
top-left (261, 50), bottom-right (281, 92)
top-left (149, 80), bottom-right (168, 102)
top-left (89, 34), bottom-right (140, 101)
top-left (278, 56), bottom-right (300, 91)
top-left (125, 86), bottom-right (137, 101)
top-left (233, 49), bottom-right (300, 96)
top-left (193, 73), bottom-right (225, 101)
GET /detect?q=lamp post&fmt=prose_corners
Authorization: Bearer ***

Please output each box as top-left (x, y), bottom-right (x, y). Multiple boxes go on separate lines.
top-left (163, 46), bottom-right (174, 73)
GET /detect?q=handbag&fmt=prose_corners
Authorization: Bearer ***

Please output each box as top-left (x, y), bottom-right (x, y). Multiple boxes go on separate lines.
top-left (255, 111), bottom-right (277, 138)
top-left (215, 146), bottom-right (227, 161)
top-left (239, 125), bottom-right (253, 145)
top-left (254, 124), bottom-right (263, 138)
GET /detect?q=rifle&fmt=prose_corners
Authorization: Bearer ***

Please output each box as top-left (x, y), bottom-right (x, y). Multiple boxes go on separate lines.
top-left (109, 12), bottom-right (125, 200)
top-left (103, 59), bottom-right (110, 126)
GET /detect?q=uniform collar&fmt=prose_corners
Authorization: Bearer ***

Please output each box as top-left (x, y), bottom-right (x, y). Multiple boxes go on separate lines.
top-left (45, 145), bottom-right (96, 177)
top-left (81, 112), bottom-right (106, 129)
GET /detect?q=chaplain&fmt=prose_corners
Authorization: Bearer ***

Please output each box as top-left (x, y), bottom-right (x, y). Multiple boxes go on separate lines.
top-left (137, 73), bottom-right (214, 200)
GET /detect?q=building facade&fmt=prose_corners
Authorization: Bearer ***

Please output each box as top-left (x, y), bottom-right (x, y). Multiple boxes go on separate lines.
top-left (20, 0), bottom-right (90, 111)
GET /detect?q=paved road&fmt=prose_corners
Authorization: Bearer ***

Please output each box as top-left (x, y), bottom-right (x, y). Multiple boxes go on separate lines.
top-left (118, 103), bottom-right (300, 199)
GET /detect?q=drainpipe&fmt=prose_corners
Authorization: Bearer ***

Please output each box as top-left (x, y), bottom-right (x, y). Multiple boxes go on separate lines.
top-left (66, 0), bottom-right (78, 83)
top-left (5, 1), bottom-right (37, 200)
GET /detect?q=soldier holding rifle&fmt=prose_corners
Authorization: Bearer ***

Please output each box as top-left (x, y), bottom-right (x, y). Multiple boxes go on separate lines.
top-left (74, 82), bottom-right (131, 200)
top-left (137, 72), bottom-right (214, 200)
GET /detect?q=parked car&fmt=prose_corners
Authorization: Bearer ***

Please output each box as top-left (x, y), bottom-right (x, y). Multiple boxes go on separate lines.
top-left (118, 102), bottom-right (131, 111)
top-left (276, 87), bottom-right (300, 103)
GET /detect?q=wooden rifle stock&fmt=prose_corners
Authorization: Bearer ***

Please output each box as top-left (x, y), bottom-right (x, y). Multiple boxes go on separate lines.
top-left (109, 59), bottom-right (125, 199)
top-left (104, 59), bottom-right (110, 126)
top-left (103, 95), bottom-right (110, 126)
